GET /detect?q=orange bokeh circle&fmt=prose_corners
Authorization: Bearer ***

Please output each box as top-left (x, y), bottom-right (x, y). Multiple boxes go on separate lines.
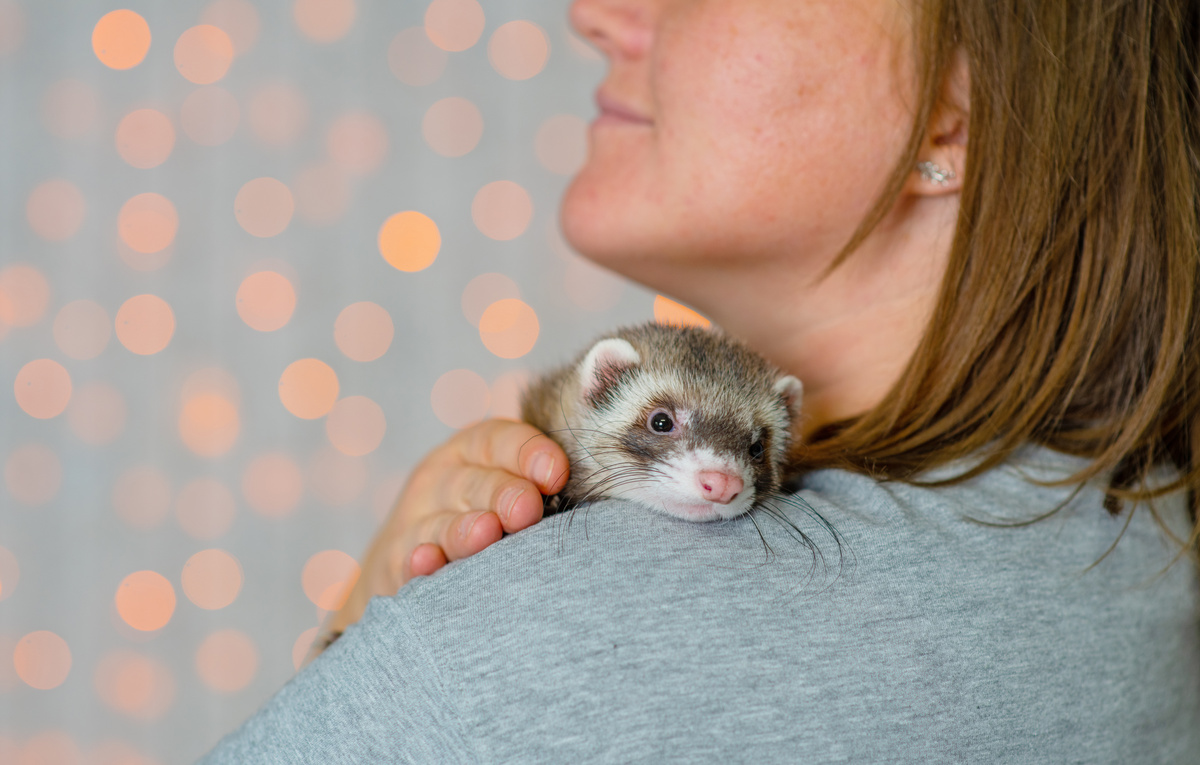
top-left (93, 9), bottom-right (152, 70)
top-left (174, 24), bottom-right (234, 85)
top-left (14, 359), bottom-right (72, 419)
top-left (378, 211), bottom-right (440, 273)
top-left (195, 629), bottom-right (258, 693)
top-left (115, 571), bottom-right (176, 632)
top-left (181, 549), bottom-right (243, 610)
top-left (118, 193), bottom-right (179, 254)
top-left (479, 299), bottom-right (540, 360)
top-left (13, 631), bottom-right (72, 690)
top-left (236, 271), bottom-right (296, 332)
top-left (333, 302), bottom-right (393, 362)
top-left (325, 396), bottom-right (386, 456)
top-left (115, 294), bottom-right (175, 355)
top-left (278, 359), bottom-right (339, 419)
top-left (301, 550), bottom-right (360, 611)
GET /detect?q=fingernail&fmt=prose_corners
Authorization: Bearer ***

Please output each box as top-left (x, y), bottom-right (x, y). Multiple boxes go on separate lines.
top-left (460, 513), bottom-right (480, 540)
top-left (499, 487), bottom-right (525, 522)
top-left (531, 453), bottom-right (555, 487)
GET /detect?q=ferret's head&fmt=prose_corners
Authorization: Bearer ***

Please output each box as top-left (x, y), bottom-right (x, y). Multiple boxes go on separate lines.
top-left (567, 325), bottom-right (803, 522)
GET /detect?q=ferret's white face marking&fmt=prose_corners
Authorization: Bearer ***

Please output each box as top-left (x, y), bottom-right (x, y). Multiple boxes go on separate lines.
top-left (605, 445), bottom-right (756, 522)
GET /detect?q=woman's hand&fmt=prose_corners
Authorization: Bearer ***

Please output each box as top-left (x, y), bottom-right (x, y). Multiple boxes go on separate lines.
top-left (321, 419), bottom-right (568, 647)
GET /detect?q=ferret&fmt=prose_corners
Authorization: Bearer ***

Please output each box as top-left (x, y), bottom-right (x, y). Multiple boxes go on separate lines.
top-left (520, 322), bottom-right (803, 522)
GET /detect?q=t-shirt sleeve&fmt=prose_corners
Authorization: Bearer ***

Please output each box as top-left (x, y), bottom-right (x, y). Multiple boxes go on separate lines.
top-left (198, 596), bottom-right (473, 764)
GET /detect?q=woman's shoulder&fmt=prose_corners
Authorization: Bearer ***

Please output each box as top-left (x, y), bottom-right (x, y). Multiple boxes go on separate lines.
top-left (350, 448), bottom-right (1199, 763)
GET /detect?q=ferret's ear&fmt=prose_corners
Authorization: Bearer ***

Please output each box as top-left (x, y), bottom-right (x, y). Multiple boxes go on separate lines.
top-left (774, 375), bottom-right (804, 420)
top-left (578, 338), bottom-right (641, 401)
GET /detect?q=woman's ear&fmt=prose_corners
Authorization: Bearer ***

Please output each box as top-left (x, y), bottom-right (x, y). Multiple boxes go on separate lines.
top-left (908, 49), bottom-right (969, 196)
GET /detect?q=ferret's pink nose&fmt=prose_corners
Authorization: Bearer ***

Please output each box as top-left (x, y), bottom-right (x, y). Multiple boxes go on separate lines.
top-left (697, 471), bottom-right (744, 505)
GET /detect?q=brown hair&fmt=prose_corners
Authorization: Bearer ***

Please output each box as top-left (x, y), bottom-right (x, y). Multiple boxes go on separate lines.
top-left (800, 0), bottom-right (1200, 557)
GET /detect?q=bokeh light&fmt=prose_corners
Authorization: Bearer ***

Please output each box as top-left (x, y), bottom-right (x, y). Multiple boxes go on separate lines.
top-left (41, 79), bottom-right (102, 141)
top-left (325, 396), bottom-right (386, 456)
top-left (0, 545), bottom-right (19, 602)
top-left (0, 264), bottom-right (50, 327)
top-left (248, 82), bottom-right (309, 147)
top-left (15, 359), bottom-right (72, 420)
top-left (308, 447), bottom-right (367, 507)
top-left (379, 211), bottom-right (440, 272)
top-left (654, 295), bottom-right (712, 328)
top-left (479, 299), bottom-right (539, 359)
top-left (488, 21), bottom-right (550, 81)
top-left (301, 550), bottom-right (359, 611)
top-left (4, 444), bottom-right (62, 507)
top-left (115, 294), bottom-right (175, 355)
top-left (422, 97), bottom-right (483, 158)
top-left (201, 0), bottom-right (261, 56)
top-left (180, 85), bottom-right (241, 146)
top-left (535, 114), bottom-right (588, 175)
top-left (179, 393), bottom-right (240, 457)
top-left (111, 465), bottom-right (172, 530)
top-left (176, 478), bottom-right (237, 541)
top-left (68, 382), bottom-right (128, 445)
top-left (118, 193), bottom-right (179, 254)
top-left (431, 369), bottom-right (490, 429)
top-left (174, 25), bottom-right (234, 85)
top-left (489, 369), bottom-right (530, 420)
top-left (387, 27), bottom-right (446, 86)
top-left (424, 0), bottom-right (485, 52)
top-left (235, 177), bottom-right (294, 238)
top-left (293, 161), bottom-right (351, 226)
top-left (242, 453), bottom-right (303, 518)
top-left (461, 272), bottom-right (520, 326)
top-left (94, 650), bottom-right (176, 721)
top-left (294, 0), bottom-right (356, 44)
top-left (292, 627), bottom-right (319, 671)
top-left (0, 0), bottom-right (25, 57)
top-left (90, 738), bottom-right (160, 765)
top-left (181, 549), bottom-right (243, 610)
top-left (236, 271), bottom-right (296, 332)
top-left (278, 358), bottom-right (339, 419)
top-left (14, 631), bottom-right (72, 690)
top-left (53, 299), bottom-right (111, 359)
top-left (181, 366), bottom-right (242, 407)
top-left (17, 731), bottom-right (81, 765)
top-left (115, 571), bottom-right (176, 632)
top-left (326, 111), bottom-right (388, 175)
top-left (195, 629), bottom-right (258, 693)
top-left (92, 9), bottom-right (152, 70)
top-left (116, 108), bottom-right (176, 169)
top-left (472, 180), bottom-right (533, 241)
top-left (27, 179), bottom-right (86, 242)
top-left (333, 301), bottom-right (393, 362)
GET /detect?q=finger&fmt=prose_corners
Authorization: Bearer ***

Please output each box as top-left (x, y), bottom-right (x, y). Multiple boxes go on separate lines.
top-left (409, 543), bottom-right (448, 578)
top-left (453, 419), bottom-right (570, 496)
top-left (432, 465), bottom-right (545, 533)
top-left (419, 508), bottom-right (505, 562)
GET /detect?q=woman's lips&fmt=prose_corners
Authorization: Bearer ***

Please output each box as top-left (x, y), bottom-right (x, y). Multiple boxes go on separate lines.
top-left (594, 90), bottom-right (653, 126)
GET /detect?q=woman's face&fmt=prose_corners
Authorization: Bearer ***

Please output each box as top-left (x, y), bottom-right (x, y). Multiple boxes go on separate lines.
top-left (562, 0), bottom-right (917, 282)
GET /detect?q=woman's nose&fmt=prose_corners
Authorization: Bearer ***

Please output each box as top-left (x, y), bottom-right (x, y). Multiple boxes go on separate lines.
top-left (568, 0), bottom-right (653, 60)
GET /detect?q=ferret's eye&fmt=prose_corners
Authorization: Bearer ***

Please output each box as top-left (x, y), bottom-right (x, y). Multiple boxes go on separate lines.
top-left (750, 440), bottom-right (765, 461)
top-left (647, 410), bottom-right (675, 434)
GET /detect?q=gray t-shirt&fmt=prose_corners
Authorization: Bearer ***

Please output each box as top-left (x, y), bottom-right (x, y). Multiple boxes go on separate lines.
top-left (202, 447), bottom-right (1200, 763)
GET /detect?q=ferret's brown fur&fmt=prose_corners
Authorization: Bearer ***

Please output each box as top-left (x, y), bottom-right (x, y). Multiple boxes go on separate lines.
top-left (520, 323), bottom-right (803, 520)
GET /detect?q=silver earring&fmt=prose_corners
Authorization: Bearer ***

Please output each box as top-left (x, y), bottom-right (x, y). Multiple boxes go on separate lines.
top-left (917, 161), bottom-right (956, 186)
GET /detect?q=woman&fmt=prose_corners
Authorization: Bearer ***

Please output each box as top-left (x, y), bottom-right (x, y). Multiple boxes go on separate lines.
top-left (204, 0), bottom-right (1200, 761)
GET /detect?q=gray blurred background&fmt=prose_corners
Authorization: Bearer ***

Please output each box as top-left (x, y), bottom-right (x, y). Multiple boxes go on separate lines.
top-left (0, 0), bottom-right (676, 761)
